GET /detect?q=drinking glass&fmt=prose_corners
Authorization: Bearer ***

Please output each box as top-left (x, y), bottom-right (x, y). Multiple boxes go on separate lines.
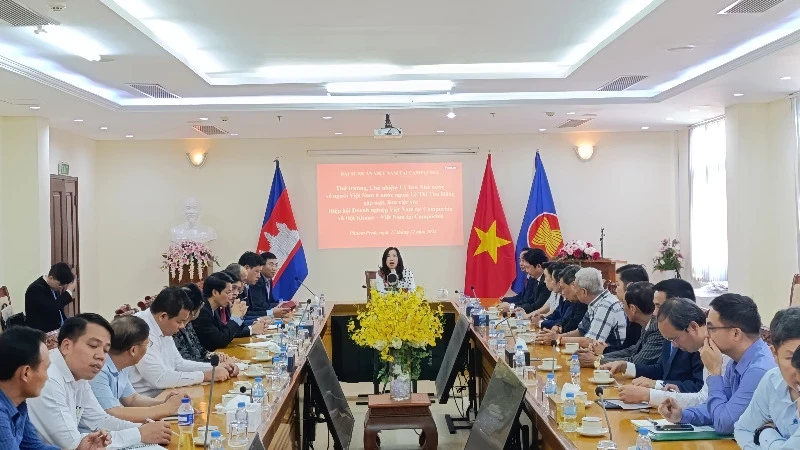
top-left (229, 420), bottom-right (248, 447)
top-left (496, 337), bottom-right (507, 356)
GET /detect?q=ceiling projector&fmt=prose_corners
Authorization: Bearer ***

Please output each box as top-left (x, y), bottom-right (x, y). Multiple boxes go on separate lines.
top-left (374, 114), bottom-right (403, 139)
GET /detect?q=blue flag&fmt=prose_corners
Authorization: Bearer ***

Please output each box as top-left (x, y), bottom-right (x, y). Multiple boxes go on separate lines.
top-left (511, 152), bottom-right (564, 293)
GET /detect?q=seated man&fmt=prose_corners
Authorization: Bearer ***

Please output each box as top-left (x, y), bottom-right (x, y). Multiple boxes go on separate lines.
top-left (581, 282), bottom-right (665, 368)
top-left (525, 262), bottom-right (565, 321)
top-left (193, 273), bottom-right (268, 351)
top-left (659, 294), bottom-right (776, 434)
top-left (24, 262), bottom-right (77, 333)
top-left (734, 307), bottom-right (800, 449)
top-left (609, 264), bottom-right (649, 310)
top-left (500, 249), bottom-right (550, 314)
top-left (0, 326), bottom-right (109, 450)
top-left (558, 268), bottom-right (628, 352)
top-left (90, 315), bottom-right (185, 423)
top-left (131, 287), bottom-right (232, 397)
top-left (253, 252), bottom-right (292, 319)
top-left (537, 266), bottom-right (587, 340)
top-left (28, 314), bottom-right (172, 448)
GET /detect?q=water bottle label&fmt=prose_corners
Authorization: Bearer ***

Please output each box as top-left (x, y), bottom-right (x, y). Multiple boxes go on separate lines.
top-left (178, 413), bottom-right (194, 426)
top-left (564, 406), bottom-right (576, 416)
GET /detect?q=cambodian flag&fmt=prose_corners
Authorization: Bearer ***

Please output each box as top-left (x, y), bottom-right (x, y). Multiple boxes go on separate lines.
top-left (256, 161), bottom-right (308, 300)
top-left (511, 152), bottom-right (564, 293)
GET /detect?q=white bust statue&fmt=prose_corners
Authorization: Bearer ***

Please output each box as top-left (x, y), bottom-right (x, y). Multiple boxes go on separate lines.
top-left (171, 197), bottom-right (217, 243)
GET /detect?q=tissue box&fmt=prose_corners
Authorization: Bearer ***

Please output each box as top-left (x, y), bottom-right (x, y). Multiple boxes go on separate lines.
top-left (546, 394), bottom-right (586, 424)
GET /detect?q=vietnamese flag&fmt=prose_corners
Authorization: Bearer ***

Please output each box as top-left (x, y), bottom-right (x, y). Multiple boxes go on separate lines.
top-left (464, 155), bottom-right (516, 297)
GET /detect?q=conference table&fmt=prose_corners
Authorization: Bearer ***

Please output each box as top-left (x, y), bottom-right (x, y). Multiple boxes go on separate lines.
top-left (164, 300), bottom-right (740, 450)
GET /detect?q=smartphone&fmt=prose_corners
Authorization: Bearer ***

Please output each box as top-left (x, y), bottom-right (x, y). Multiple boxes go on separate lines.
top-left (654, 424), bottom-right (694, 431)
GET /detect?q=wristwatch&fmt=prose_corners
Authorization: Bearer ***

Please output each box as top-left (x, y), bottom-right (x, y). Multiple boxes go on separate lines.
top-left (754, 424), bottom-right (775, 445)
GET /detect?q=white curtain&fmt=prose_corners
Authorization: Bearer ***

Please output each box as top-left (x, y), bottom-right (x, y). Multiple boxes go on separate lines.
top-left (689, 117), bottom-right (728, 282)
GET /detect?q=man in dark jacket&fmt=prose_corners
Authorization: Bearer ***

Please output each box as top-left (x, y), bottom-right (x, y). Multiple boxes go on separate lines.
top-left (193, 273), bottom-right (268, 351)
top-left (499, 249), bottom-right (550, 314)
top-left (24, 263), bottom-right (76, 332)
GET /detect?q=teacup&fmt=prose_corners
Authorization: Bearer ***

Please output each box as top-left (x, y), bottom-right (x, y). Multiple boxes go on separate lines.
top-left (582, 416), bottom-right (602, 432)
top-left (593, 369), bottom-right (612, 381)
top-left (221, 393), bottom-right (238, 406)
top-left (196, 425), bottom-right (218, 439)
top-left (233, 380), bottom-right (252, 390)
top-left (539, 358), bottom-right (557, 370)
top-left (564, 343), bottom-right (580, 353)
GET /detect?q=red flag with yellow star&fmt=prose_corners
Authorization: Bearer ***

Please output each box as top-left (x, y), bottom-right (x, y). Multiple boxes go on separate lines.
top-left (464, 155), bottom-right (516, 297)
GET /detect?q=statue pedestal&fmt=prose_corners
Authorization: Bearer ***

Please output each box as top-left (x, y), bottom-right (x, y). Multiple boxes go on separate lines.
top-left (168, 264), bottom-right (211, 286)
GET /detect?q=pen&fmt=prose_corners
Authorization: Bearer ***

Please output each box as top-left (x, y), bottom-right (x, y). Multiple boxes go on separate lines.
top-left (146, 418), bottom-right (179, 436)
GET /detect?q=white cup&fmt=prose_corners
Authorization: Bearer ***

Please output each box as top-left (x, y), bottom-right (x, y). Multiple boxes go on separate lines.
top-left (221, 393), bottom-right (238, 406)
top-left (582, 416), bottom-right (602, 432)
top-left (564, 343), bottom-right (579, 353)
top-left (540, 358), bottom-right (557, 370)
top-left (593, 369), bottom-right (612, 381)
top-left (233, 381), bottom-right (252, 391)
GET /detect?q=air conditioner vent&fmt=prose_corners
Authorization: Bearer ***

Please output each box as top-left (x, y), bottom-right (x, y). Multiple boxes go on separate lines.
top-left (557, 118), bottom-right (593, 128)
top-left (0, 0), bottom-right (58, 26)
top-left (192, 125), bottom-right (228, 136)
top-left (0, 98), bottom-right (38, 106)
top-left (125, 83), bottom-right (181, 99)
top-left (719, 0), bottom-right (785, 14)
top-left (597, 75), bottom-right (648, 92)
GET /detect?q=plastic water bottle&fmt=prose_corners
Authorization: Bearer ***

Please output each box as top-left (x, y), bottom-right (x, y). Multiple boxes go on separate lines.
top-left (570, 354), bottom-right (581, 385)
top-left (514, 309), bottom-right (524, 328)
top-left (208, 430), bottom-right (224, 450)
top-left (513, 344), bottom-right (526, 376)
top-left (252, 377), bottom-right (265, 405)
top-left (563, 392), bottom-right (577, 432)
top-left (318, 293), bottom-right (326, 316)
top-left (545, 373), bottom-right (558, 397)
top-left (488, 329), bottom-right (498, 350)
top-left (636, 428), bottom-right (653, 450)
top-left (230, 402), bottom-right (249, 446)
top-left (177, 397), bottom-right (194, 450)
top-left (287, 345), bottom-right (296, 372)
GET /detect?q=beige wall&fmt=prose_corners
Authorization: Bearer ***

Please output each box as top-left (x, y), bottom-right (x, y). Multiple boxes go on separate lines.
top-left (87, 131), bottom-right (679, 318)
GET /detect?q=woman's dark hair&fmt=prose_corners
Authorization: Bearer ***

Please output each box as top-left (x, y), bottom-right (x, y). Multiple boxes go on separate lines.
top-left (150, 286), bottom-right (193, 318)
top-left (545, 262), bottom-right (565, 277)
top-left (379, 247), bottom-right (405, 280)
top-left (0, 326), bottom-right (46, 381)
top-left (181, 283), bottom-right (204, 310)
top-left (110, 315), bottom-right (150, 353)
top-left (58, 313), bottom-right (114, 346)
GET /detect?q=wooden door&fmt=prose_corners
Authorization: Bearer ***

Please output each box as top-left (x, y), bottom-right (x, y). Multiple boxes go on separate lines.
top-left (50, 176), bottom-right (80, 317)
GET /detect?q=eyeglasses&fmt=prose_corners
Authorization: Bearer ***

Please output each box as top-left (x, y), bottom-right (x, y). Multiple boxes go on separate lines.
top-left (666, 329), bottom-right (687, 343)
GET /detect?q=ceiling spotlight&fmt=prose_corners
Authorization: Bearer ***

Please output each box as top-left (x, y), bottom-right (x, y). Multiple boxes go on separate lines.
top-left (322, 116), bottom-right (332, 120)
top-left (780, 76), bottom-right (792, 80)
top-left (539, 128), bottom-right (547, 132)
top-left (73, 119), bottom-right (84, 122)
top-left (29, 105), bottom-right (41, 110)
top-left (641, 126), bottom-right (650, 130)
top-left (199, 117), bottom-right (209, 121)
top-left (99, 126), bottom-right (108, 130)
top-left (125, 134), bottom-right (134, 138)
top-left (689, 108), bottom-right (699, 112)
top-left (334, 132), bottom-right (342, 135)
top-left (436, 130), bottom-right (445, 133)
top-left (446, 111), bottom-right (456, 119)
top-left (733, 93), bottom-right (744, 97)
top-left (666, 117), bottom-right (674, 121)
top-left (566, 112), bottom-right (576, 115)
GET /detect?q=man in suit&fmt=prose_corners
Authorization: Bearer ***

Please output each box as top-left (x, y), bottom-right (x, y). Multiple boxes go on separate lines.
top-left (24, 263), bottom-right (77, 333)
top-left (192, 273), bottom-right (268, 351)
top-left (499, 249), bottom-right (550, 314)
top-left (248, 252), bottom-right (291, 320)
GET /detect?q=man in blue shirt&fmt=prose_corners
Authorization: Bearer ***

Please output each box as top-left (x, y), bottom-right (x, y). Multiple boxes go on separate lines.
top-left (659, 294), bottom-right (776, 434)
top-left (734, 307), bottom-right (800, 448)
top-left (0, 326), bottom-right (110, 450)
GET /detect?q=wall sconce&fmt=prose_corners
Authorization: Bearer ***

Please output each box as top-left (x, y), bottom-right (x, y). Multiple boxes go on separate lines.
top-left (186, 151), bottom-right (207, 167)
top-left (574, 144), bottom-right (595, 161)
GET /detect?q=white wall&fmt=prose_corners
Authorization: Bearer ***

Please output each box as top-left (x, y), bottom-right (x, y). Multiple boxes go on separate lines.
top-left (49, 129), bottom-right (99, 314)
top-left (91, 131), bottom-right (678, 318)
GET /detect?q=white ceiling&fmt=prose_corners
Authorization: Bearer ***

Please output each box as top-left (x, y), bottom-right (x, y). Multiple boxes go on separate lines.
top-left (0, 0), bottom-right (799, 139)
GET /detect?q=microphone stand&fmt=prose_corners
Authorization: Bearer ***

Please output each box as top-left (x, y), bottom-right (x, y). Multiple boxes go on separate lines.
top-left (470, 285), bottom-right (478, 299)
top-left (550, 340), bottom-right (559, 377)
top-left (295, 277), bottom-right (319, 301)
top-left (594, 386), bottom-right (617, 449)
top-left (203, 354), bottom-right (220, 447)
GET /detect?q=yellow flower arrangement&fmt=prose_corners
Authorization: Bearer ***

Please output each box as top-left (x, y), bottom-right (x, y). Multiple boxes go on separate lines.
top-left (347, 287), bottom-right (444, 381)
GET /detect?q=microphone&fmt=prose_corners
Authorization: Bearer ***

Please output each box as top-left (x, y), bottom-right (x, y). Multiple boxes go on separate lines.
top-left (295, 277), bottom-right (318, 300)
top-left (470, 285), bottom-right (478, 299)
top-left (494, 316), bottom-right (517, 340)
top-left (595, 386), bottom-right (615, 445)
top-left (550, 340), bottom-right (559, 376)
top-left (204, 354), bottom-right (220, 447)
top-left (300, 298), bottom-right (313, 323)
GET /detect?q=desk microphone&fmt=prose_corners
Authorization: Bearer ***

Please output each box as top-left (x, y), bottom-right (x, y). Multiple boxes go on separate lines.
top-left (495, 316), bottom-right (517, 340)
top-left (203, 354), bottom-right (220, 447)
top-left (470, 285), bottom-right (478, 299)
top-left (295, 277), bottom-right (318, 300)
top-left (595, 386), bottom-right (616, 446)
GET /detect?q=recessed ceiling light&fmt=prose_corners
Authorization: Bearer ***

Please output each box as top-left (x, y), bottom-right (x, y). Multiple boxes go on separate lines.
top-left (733, 93), bottom-right (744, 97)
top-left (446, 112), bottom-right (456, 119)
top-left (666, 117), bottom-right (674, 121)
top-left (125, 134), bottom-right (134, 138)
top-left (199, 117), bottom-right (209, 121)
top-left (436, 130), bottom-right (445, 133)
top-left (780, 76), bottom-right (792, 80)
top-left (334, 132), bottom-right (342, 135)
top-left (322, 116), bottom-right (332, 120)
top-left (73, 119), bottom-right (84, 122)
top-left (667, 45), bottom-right (696, 52)
top-left (539, 128), bottom-right (547, 132)
top-left (641, 126), bottom-right (650, 130)
top-left (566, 112), bottom-right (576, 115)
top-left (29, 105), bottom-right (41, 110)
top-left (230, 133), bottom-right (238, 136)
top-left (99, 126), bottom-right (108, 130)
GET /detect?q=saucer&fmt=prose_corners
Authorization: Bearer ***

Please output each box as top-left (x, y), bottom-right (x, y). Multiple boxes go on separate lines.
top-left (588, 377), bottom-right (615, 384)
top-left (228, 388), bottom-right (252, 395)
top-left (576, 426), bottom-right (608, 437)
top-left (244, 370), bottom-right (267, 378)
top-left (194, 435), bottom-right (225, 446)
top-left (252, 355), bottom-right (273, 362)
top-left (537, 365), bottom-right (562, 371)
top-left (561, 348), bottom-right (579, 354)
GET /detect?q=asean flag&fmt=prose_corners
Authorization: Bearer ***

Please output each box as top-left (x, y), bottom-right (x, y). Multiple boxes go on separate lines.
top-left (464, 155), bottom-right (516, 298)
top-left (256, 161), bottom-right (308, 301)
top-left (511, 151), bottom-right (563, 293)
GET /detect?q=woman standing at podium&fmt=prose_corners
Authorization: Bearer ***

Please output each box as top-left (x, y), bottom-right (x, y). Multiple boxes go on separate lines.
top-left (375, 247), bottom-right (416, 293)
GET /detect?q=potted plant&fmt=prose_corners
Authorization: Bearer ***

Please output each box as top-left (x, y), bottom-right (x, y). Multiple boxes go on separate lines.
top-left (162, 241), bottom-right (218, 285)
top-left (653, 238), bottom-right (684, 279)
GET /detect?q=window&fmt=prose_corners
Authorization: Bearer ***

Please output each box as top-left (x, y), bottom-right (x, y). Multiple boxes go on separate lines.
top-left (689, 117), bottom-right (728, 282)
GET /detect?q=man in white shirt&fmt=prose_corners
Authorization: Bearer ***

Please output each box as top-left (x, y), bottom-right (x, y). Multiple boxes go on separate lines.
top-left (130, 287), bottom-right (232, 397)
top-left (27, 313), bottom-right (172, 449)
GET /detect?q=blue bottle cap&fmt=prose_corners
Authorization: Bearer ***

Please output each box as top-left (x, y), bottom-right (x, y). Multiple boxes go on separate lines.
top-left (181, 397), bottom-right (190, 403)
top-left (254, 377), bottom-right (262, 382)
top-left (210, 430), bottom-right (221, 438)
top-left (639, 428), bottom-right (649, 435)
top-left (547, 373), bottom-right (555, 379)
top-left (566, 392), bottom-right (574, 398)
top-left (238, 402), bottom-right (246, 408)
top-left (571, 354), bottom-right (578, 359)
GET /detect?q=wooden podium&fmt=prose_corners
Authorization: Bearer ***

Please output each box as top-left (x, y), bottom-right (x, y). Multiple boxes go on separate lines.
top-left (558, 258), bottom-right (619, 283)
top-left (168, 265), bottom-right (210, 286)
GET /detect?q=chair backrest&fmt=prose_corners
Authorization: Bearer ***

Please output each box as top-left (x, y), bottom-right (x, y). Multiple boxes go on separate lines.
top-left (364, 271), bottom-right (378, 300)
top-left (0, 286), bottom-right (13, 331)
top-left (760, 326), bottom-right (772, 346)
top-left (790, 274), bottom-right (800, 307)
top-left (45, 330), bottom-right (59, 350)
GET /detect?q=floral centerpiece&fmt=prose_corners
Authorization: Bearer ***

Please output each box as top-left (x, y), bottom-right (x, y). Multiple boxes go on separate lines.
top-left (161, 240), bottom-right (218, 283)
top-left (555, 240), bottom-right (601, 260)
top-left (347, 287), bottom-right (444, 401)
top-left (653, 238), bottom-right (683, 279)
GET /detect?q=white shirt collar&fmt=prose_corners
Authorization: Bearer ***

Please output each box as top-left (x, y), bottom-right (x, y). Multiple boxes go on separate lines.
top-left (139, 309), bottom-right (165, 338)
top-left (48, 348), bottom-right (76, 384)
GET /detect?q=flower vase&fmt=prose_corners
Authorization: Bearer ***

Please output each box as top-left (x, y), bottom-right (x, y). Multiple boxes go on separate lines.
top-left (390, 371), bottom-right (411, 401)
